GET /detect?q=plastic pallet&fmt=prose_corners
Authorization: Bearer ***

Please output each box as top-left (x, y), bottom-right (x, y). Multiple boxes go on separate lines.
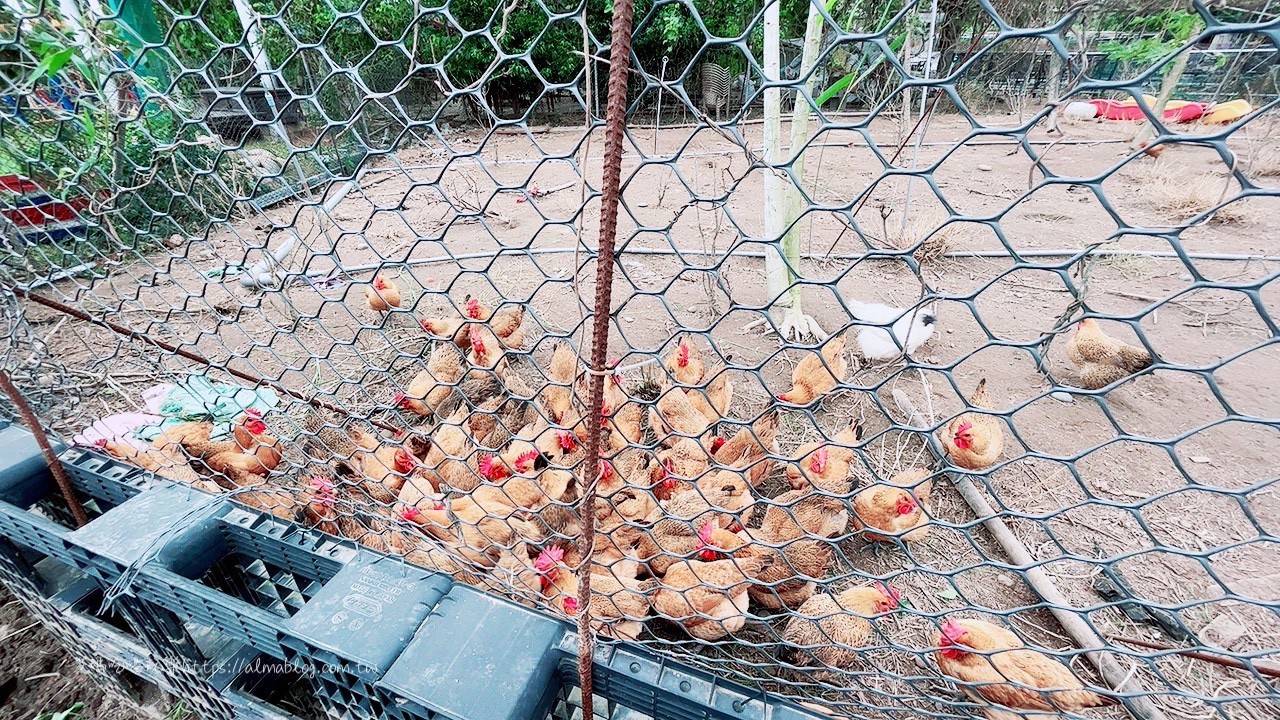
top-left (0, 432), bottom-right (829, 720)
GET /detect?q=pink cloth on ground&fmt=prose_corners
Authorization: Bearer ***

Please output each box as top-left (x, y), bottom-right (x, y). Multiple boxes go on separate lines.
top-left (72, 412), bottom-right (165, 449)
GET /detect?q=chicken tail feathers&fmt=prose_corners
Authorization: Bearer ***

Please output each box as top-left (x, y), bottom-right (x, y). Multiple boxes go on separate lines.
top-left (1117, 346), bottom-right (1154, 372)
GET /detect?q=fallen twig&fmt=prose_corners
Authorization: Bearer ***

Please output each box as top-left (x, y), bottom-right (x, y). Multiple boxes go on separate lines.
top-left (1108, 635), bottom-right (1280, 680)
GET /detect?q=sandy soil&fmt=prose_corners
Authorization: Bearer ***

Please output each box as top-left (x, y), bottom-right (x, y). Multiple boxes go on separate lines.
top-left (0, 588), bottom-right (162, 720)
top-left (15, 110), bottom-right (1280, 720)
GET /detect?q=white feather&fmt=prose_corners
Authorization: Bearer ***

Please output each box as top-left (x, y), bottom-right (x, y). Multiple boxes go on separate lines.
top-left (847, 299), bottom-right (937, 360)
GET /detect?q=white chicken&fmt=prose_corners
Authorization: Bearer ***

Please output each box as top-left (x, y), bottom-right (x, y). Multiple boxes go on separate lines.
top-left (846, 298), bottom-right (937, 360)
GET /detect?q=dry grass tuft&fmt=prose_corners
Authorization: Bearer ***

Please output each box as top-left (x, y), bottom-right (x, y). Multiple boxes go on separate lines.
top-left (883, 208), bottom-right (964, 266)
top-left (1136, 162), bottom-right (1253, 224)
top-left (1246, 147), bottom-right (1280, 179)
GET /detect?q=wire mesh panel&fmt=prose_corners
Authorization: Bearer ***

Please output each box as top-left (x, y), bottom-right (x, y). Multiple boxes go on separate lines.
top-left (1, 1), bottom-right (1278, 719)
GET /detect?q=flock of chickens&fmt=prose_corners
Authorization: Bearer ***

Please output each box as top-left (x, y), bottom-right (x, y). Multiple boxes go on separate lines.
top-left (91, 272), bottom-right (1157, 718)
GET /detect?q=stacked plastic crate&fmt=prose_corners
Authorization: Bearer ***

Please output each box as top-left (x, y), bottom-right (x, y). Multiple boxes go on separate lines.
top-left (0, 421), bottom-right (825, 720)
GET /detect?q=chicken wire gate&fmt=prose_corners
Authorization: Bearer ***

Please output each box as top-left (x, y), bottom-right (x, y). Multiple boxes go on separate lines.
top-left (1, 0), bottom-right (1279, 719)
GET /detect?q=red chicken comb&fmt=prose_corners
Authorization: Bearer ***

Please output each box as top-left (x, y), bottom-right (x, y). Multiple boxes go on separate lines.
top-left (939, 619), bottom-right (968, 644)
top-left (597, 459), bottom-right (614, 482)
top-left (393, 391), bottom-right (408, 405)
top-left (534, 545), bottom-right (565, 573)
top-left (562, 596), bottom-right (579, 615)
top-left (465, 297), bottom-right (481, 319)
top-left (479, 454), bottom-right (507, 481)
top-left (400, 506), bottom-right (422, 522)
top-left (809, 446), bottom-right (828, 473)
top-left (556, 430), bottom-right (577, 451)
top-left (696, 522), bottom-right (716, 547)
top-left (677, 343), bottom-right (690, 367)
top-left (394, 448), bottom-right (418, 468)
top-left (955, 420), bottom-right (973, 435)
top-left (875, 582), bottom-right (901, 606)
top-left (245, 408), bottom-right (262, 418)
top-left (514, 449), bottom-right (539, 471)
top-left (896, 494), bottom-right (917, 515)
top-left (92, 438), bottom-right (108, 448)
top-left (710, 436), bottom-right (726, 453)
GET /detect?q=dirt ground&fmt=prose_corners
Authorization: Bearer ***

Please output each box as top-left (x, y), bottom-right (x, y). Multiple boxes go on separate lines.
top-left (13, 109), bottom-right (1280, 719)
top-left (0, 589), bottom-right (158, 720)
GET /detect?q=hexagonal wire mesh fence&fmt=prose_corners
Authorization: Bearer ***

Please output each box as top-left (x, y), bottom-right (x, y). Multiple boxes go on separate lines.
top-left (1, 0), bottom-right (1279, 719)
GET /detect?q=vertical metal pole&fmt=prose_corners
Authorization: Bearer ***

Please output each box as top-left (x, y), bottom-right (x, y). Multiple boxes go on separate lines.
top-left (577, 0), bottom-right (636, 716)
top-left (0, 371), bottom-right (89, 527)
top-left (654, 55), bottom-right (668, 156)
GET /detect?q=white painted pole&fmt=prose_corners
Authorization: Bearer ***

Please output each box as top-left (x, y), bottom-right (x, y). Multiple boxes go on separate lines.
top-left (762, 0), bottom-right (789, 307)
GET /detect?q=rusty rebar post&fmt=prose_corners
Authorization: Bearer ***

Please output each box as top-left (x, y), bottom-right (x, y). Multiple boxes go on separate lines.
top-left (0, 370), bottom-right (89, 527)
top-left (577, 0), bottom-right (637, 714)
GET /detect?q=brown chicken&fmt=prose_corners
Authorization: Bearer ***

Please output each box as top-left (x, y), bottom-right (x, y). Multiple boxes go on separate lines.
top-left (652, 437), bottom-right (712, 500)
top-left (540, 342), bottom-right (579, 423)
top-left (712, 411), bottom-right (779, 489)
top-left (663, 336), bottom-right (707, 386)
top-left (96, 439), bottom-right (214, 490)
top-left (300, 475), bottom-right (341, 535)
top-left (400, 491), bottom-right (520, 569)
top-left (463, 296), bottom-right (492, 322)
top-left (231, 410), bottom-right (283, 472)
top-left (467, 324), bottom-right (505, 370)
top-left (686, 369), bottom-right (733, 425)
top-left (852, 468), bottom-right (933, 543)
top-left (760, 488), bottom-right (850, 542)
top-left (782, 584), bottom-right (900, 669)
top-left (785, 422), bottom-right (859, 491)
top-left (596, 453), bottom-right (663, 527)
top-left (151, 421), bottom-right (234, 459)
top-left (935, 618), bottom-right (1117, 712)
top-left (474, 456), bottom-right (574, 513)
top-left (649, 382), bottom-right (713, 447)
top-left (488, 304), bottom-right (526, 349)
top-left (535, 545), bottom-right (652, 639)
top-left (1066, 318), bottom-right (1154, 389)
top-left (743, 526), bottom-right (835, 610)
top-left (777, 334), bottom-right (847, 406)
top-left (652, 543), bottom-right (773, 641)
top-left (635, 472), bottom-right (754, 576)
top-left (351, 442), bottom-right (422, 504)
top-left (419, 316), bottom-right (471, 348)
top-left (424, 408), bottom-right (480, 492)
top-left (365, 274), bottom-right (402, 312)
top-left (204, 448), bottom-right (272, 487)
top-left (394, 343), bottom-right (465, 417)
top-left (529, 423), bottom-right (584, 469)
top-left (938, 378), bottom-right (1004, 471)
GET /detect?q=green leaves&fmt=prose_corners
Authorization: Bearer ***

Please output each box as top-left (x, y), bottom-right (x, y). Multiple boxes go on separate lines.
top-left (28, 47), bottom-right (75, 84)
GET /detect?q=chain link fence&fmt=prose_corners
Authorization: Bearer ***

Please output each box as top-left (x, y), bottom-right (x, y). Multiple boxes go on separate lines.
top-left (1, 0), bottom-right (1278, 719)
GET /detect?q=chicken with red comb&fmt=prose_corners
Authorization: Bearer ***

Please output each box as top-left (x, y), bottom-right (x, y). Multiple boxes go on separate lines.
top-left (934, 617), bottom-right (1118, 712)
top-left (938, 379), bottom-right (1003, 470)
top-left (851, 468), bottom-right (933, 543)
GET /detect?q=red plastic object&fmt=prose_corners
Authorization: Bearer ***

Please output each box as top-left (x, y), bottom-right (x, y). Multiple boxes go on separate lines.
top-left (1, 174), bottom-right (96, 240)
top-left (1088, 99), bottom-right (1208, 122)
